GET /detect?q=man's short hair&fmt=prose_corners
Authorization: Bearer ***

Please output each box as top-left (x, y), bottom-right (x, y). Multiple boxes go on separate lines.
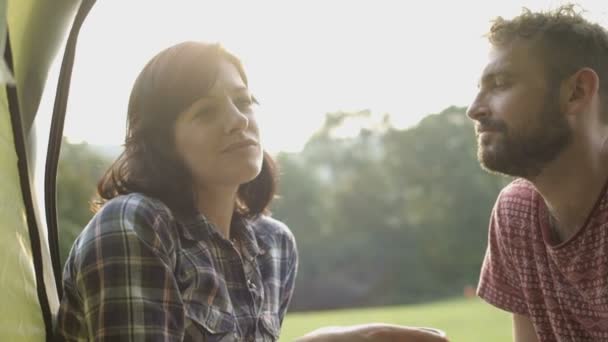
top-left (487, 4), bottom-right (608, 119)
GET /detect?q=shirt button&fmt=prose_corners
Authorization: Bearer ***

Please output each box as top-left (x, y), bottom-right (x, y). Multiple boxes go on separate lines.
top-left (247, 279), bottom-right (257, 290)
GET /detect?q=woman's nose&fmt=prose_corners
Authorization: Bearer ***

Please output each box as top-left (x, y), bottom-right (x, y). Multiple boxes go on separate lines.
top-left (224, 104), bottom-right (249, 134)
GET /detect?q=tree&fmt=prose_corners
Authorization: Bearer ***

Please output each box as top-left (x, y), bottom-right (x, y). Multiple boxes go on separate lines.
top-left (272, 107), bottom-right (509, 310)
top-left (57, 138), bottom-right (113, 265)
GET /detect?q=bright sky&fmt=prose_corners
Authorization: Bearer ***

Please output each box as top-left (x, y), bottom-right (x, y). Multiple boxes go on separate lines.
top-left (45, 0), bottom-right (608, 153)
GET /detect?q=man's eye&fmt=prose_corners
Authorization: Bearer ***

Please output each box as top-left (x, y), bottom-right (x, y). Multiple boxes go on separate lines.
top-left (493, 76), bottom-right (509, 88)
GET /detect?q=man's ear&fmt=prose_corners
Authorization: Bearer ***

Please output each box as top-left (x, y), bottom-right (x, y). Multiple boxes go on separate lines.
top-left (561, 67), bottom-right (600, 116)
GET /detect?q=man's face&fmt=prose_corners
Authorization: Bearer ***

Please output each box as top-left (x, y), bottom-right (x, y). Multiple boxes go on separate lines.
top-left (466, 41), bottom-right (572, 179)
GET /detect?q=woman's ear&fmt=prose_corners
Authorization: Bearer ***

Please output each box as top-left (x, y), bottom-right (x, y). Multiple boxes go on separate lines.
top-left (561, 67), bottom-right (600, 116)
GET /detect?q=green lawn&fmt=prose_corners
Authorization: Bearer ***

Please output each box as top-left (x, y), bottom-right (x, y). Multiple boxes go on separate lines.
top-left (279, 297), bottom-right (511, 341)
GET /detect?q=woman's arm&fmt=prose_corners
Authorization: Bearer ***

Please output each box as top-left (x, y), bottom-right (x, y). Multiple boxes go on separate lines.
top-left (295, 323), bottom-right (449, 342)
top-left (56, 196), bottom-right (184, 342)
top-left (279, 229), bottom-right (298, 322)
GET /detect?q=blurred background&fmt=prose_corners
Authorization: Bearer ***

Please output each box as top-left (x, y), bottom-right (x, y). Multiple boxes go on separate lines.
top-left (37, 1), bottom-right (606, 341)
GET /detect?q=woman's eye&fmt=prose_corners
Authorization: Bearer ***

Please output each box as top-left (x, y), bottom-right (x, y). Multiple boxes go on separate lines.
top-left (193, 105), bottom-right (217, 120)
top-left (235, 97), bottom-right (254, 111)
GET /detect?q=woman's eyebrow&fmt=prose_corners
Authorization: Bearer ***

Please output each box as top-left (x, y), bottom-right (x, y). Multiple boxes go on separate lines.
top-left (181, 96), bottom-right (217, 119)
top-left (228, 86), bottom-right (250, 96)
top-left (187, 86), bottom-right (251, 111)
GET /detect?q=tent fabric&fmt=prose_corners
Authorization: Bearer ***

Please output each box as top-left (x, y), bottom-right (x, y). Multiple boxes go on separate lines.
top-left (45, 0), bottom-right (97, 299)
top-left (0, 77), bottom-right (46, 341)
top-left (0, 0), bottom-right (94, 340)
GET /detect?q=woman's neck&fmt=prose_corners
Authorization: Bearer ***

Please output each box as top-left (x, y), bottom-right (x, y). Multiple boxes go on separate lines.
top-left (195, 184), bottom-right (238, 239)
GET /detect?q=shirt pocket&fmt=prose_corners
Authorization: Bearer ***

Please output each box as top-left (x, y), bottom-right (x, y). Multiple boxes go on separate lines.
top-left (259, 311), bottom-right (281, 341)
top-left (184, 301), bottom-right (237, 341)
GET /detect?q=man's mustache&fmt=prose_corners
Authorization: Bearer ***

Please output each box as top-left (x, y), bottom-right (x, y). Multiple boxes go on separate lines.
top-left (475, 118), bottom-right (507, 134)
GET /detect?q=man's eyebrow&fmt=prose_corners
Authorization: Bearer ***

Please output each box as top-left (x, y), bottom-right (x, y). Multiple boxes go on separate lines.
top-left (478, 68), bottom-right (514, 87)
top-left (479, 72), bottom-right (497, 86)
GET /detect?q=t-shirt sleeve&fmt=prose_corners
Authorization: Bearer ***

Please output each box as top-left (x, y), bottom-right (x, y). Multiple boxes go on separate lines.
top-left (477, 195), bottom-right (530, 316)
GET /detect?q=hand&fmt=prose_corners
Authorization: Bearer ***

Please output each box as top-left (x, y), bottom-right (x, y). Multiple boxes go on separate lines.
top-left (294, 323), bottom-right (449, 342)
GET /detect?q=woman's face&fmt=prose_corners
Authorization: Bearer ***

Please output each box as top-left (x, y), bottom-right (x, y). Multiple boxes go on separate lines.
top-left (173, 59), bottom-right (263, 190)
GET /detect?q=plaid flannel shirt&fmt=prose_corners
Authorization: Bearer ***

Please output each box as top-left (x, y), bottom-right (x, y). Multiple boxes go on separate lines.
top-left (55, 193), bottom-right (298, 341)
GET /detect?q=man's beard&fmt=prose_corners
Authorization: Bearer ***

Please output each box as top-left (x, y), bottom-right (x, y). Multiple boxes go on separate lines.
top-left (477, 94), bottom-right (572, 179)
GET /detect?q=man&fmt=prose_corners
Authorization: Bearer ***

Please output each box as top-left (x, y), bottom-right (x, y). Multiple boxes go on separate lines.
top-left (468, 4), bottom-right (608, 341)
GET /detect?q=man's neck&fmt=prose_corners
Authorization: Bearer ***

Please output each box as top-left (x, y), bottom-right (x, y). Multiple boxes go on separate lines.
top-left (531, 140), bottom-right (608, 242)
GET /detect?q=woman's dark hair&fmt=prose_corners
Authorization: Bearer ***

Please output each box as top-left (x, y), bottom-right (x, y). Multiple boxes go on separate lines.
top-left (96, 41), bottom-right (277, 218)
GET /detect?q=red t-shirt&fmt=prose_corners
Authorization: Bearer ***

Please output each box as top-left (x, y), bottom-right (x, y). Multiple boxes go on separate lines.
top-left (477, 179), bottom-right (608, 341)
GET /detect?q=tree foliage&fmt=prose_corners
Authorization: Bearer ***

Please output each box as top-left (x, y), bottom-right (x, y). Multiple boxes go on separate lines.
top-left (272, 107), bottom-right (509, 310)
top-left (57, 138), bottom-right (112, 265)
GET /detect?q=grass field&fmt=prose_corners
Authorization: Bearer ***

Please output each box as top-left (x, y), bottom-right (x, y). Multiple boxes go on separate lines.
top-left (279, 297), bottom-right (511, 341)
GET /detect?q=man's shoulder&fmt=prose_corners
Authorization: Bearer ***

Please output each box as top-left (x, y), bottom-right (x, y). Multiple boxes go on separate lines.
top-left (490, 179), bottom-right (542, 229)
top-left (497, 178), bottom-right (539, 204)
top-left (501, 178), bottom-right (537, 196)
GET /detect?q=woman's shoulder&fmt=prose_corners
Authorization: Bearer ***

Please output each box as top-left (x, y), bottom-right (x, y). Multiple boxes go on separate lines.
top-left (250, 215), bottom-right (295, 241)
top-left (94, 192), bottom-right (176, 234)
top-left (97, 192), bottom-right (173, 220)
top-left (64, 193), bottom-right (180, 288)
top-left (75, 193), bottom-right (178, 254)
top-left (249, 215), bottom-right (297, 256)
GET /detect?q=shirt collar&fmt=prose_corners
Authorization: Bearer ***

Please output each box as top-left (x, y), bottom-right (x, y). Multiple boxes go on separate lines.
top-left (177, 213), bottom-right (264, 258)
top-left (233, 217), bottom-right (264, 260)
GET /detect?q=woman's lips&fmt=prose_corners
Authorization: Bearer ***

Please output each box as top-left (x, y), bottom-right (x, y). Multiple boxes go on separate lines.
top-left (222, 139), bottom-right (258, 153)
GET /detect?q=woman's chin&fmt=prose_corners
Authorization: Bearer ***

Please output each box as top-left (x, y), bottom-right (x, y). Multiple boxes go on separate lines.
top-left (230, 162), bottom-right (263, 185)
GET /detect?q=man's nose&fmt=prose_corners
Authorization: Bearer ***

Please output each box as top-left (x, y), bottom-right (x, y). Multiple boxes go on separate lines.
top-left (466, 94), bottom-right (489, 121)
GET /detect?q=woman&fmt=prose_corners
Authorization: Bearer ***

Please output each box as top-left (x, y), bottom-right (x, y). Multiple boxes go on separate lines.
top-left (55, 41), bottom-right (298, 341)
